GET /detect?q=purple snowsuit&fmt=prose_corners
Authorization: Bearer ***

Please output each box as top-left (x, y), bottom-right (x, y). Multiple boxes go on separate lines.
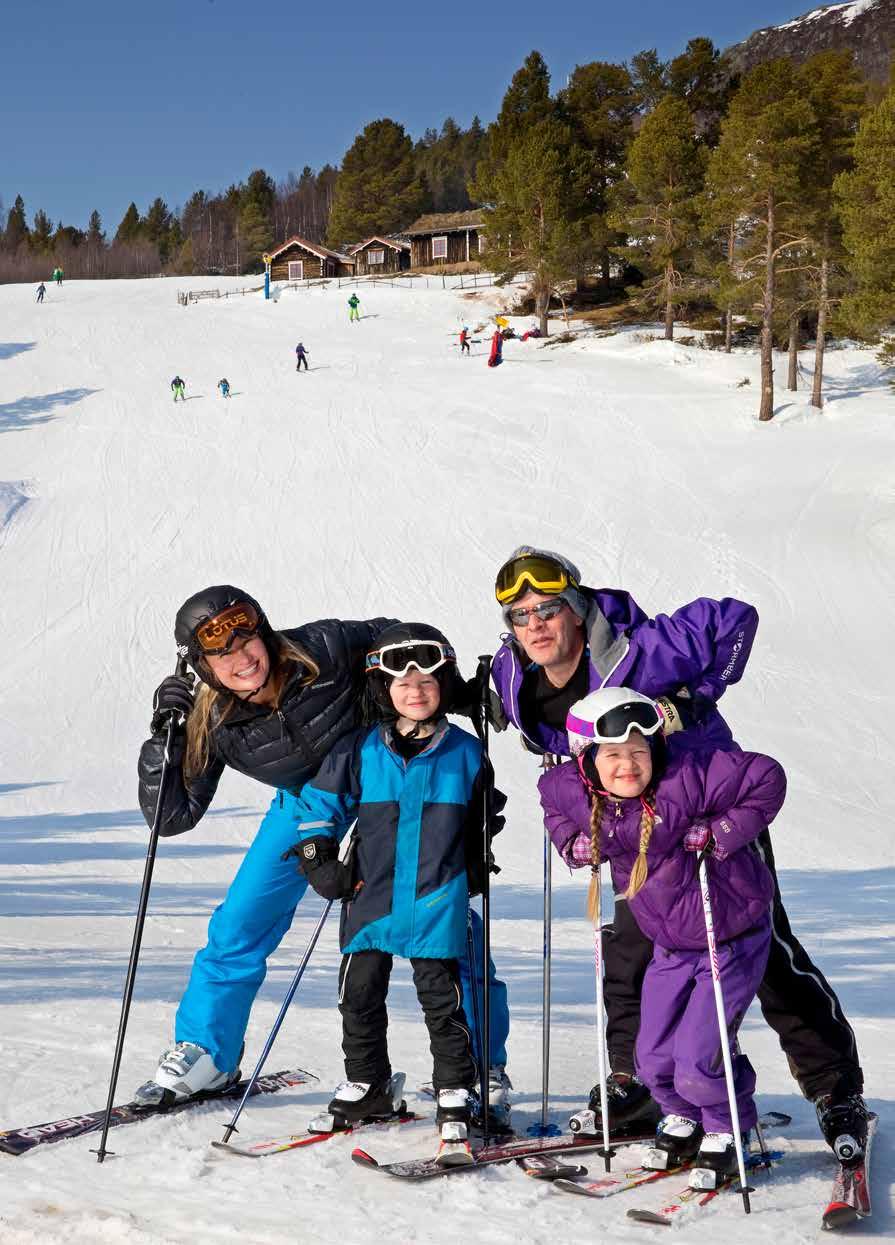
top-left (491, 588), bottom-right (757, 759)
top-left (539, 749), bottom-right (786, 1132)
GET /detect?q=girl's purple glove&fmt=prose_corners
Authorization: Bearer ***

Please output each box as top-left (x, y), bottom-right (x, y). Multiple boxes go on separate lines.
top-left (684, 825), bottom-right (729, 862)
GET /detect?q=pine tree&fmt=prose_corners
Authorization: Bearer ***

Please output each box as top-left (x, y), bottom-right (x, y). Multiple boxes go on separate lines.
top-left (115, 202), bottom-right (143, 244)
top-left (327, 119), bottom-right (427, 245)
top-left (794, 51), bottom-right (865, 407)
top-left (835, 72), bottom-right (895, 350)
top-left (3, 195), bottom-right (29, 253)
top-left (484, 118), bottom-right (586, 335)
top-left (609, 96), bottom-right (707, 339)
top-left (704, 61), bottom-right (817, 421)
top-left (237, 200), bottom-right (272, 271)
top-left (470, 51), bottom-right (554, 203)
top-left (30, 209), bottom-right (54, 253)
top-left (559, 61), bottom-right (639, 283)
top-left (630, 49), bottom-right (668, 112)
top-left (87, 209), bottom-right (105, 246)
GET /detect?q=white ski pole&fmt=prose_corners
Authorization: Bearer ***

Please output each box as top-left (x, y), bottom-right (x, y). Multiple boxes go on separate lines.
top-left (697, 850), bottom-right (753, 1214)
top-left (592, 861), bottom-right (614, 1171)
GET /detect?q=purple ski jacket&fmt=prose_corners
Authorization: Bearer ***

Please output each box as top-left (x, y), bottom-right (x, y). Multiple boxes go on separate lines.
top-left (539, 750), bottom-right (786, 950)
top-left (492, 588), bottom-right (757, 758)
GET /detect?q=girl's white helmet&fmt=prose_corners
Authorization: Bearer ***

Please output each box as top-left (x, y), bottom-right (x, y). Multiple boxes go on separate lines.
top-left (566, 687), bottom-right (663, 756)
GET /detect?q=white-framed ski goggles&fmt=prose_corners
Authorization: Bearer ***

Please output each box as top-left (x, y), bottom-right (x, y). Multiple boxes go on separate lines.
top-left (365, 640), bottom-right (456, 679)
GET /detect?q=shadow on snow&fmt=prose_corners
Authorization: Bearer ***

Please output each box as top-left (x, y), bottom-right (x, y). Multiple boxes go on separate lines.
top-left (0, 387), bottom-right (100, 432)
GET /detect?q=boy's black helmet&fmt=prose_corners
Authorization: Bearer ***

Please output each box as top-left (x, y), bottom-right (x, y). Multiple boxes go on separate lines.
top-left (365, 622), bottom-right (464, 721)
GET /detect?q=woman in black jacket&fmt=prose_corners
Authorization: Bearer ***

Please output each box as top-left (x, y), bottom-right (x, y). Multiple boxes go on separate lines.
top-left (133, 585), bottom-right (397, 1107)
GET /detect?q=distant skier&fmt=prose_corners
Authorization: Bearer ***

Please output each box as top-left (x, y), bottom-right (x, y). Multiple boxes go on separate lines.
top-left (295, 342), bottom-right (309, 372)
top-left (459, 326), bottom-right (470, 355)
top-left (487, 330), bottom-right (503, 368)
top-left (217, 379), bottom-right (231, 399)
top-left (171, 376), bottom-right (186, 402)
top-left (36, 283), bottom-right (46, 304)
top-left (54, 266), bottom-right (63, 287)
top-left (348, 293), bottom-right (360, 323)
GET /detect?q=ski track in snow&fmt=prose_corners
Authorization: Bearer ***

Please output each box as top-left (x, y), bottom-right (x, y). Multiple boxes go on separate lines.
top-left (1, 277), bottom-right (894, 1244)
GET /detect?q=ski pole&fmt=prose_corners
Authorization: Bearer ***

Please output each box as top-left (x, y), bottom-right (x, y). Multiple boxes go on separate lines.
top-left (465, 909), bottom-right (486, 1121)
top-left (219, 833), bottom-right (357, 1145)
top-left (530, 755), bottom-right (559, 1137)
top-left (591, 863), bottom-right (614, 1171)
top-left (95, 658), bottom-right (188, 1163)
top-left (474, 655), bottom-right (495, 1146)
top-left (697, 848), bottom-right (753, 1214)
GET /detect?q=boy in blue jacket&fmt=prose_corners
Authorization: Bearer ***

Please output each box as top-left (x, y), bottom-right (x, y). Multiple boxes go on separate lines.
top-left (288, 623), bottom-right (501, 1147)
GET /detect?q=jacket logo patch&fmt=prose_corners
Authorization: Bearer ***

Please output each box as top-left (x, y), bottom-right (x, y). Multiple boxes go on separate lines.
top-left (302, 843), bottom-right (317, 860)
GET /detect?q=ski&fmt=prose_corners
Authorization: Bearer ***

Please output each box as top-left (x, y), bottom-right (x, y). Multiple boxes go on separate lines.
top-left (553, 1155), bottom-right (708, 1201)
top-left (350, 1123), bottom-right (658, 1183)
top-left (625, 1149), bottom-right (784, 1225)
top-left (211, 1109), bottom-right (423, 1158)
top-left (822, 1112), bottom-right (877, 1231)
top-left (0, 1068), bottom-right (317, 1157)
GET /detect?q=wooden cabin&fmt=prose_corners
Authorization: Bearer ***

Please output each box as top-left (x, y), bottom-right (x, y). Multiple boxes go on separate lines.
top-left (268, 236), bottom-right (355, 281)
top-left (347, 236), bottom-right (411, 275)
top-left (402, 211), bottom-right (486, 270)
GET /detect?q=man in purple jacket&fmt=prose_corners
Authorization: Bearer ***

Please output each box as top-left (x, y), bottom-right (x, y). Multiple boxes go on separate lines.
top-left (490, 546), bottom-right (867, 1157)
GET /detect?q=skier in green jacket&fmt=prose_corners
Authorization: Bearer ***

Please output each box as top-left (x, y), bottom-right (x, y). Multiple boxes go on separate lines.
top-left (348, 293), bottom-right (360, 323)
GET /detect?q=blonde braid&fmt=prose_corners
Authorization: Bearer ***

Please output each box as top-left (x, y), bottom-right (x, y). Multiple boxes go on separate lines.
top-left (585, 791), bottom-right (605, 925)
top-left (624, 791), bottom-right (656, 900)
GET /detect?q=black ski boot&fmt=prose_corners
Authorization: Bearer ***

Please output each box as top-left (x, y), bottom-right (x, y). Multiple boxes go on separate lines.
top-left (644, 1114), bottom-right (704, 1170)
top-left (436, 1088), bottom-right (474, 1166)
top-left (688, 1131), bottom-right (748, 1189)
top-left (588, 1073), bottom-right (659, 1129)
top-left (815, 1092), bottom-right (869, 1162)
top-left (318, 1074), bottom-right (405, 1131)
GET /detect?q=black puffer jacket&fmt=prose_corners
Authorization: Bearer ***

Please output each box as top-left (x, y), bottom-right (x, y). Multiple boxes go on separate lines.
top-left (137, 617), bottom-right (395, 836)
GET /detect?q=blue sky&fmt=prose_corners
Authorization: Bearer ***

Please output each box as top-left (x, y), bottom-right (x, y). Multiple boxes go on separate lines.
top-left (4, 0), bottom-right (809, 233)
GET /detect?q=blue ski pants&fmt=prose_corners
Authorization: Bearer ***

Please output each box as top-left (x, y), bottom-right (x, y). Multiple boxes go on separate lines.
top-left (175, 789), bottom-right (509, 1074)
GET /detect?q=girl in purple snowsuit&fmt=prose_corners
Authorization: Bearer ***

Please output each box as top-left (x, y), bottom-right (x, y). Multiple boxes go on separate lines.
top-left (539, 686), bottom-right (786, 1168)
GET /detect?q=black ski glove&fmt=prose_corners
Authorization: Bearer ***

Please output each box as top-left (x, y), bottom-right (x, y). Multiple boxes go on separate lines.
top-left (455, 677), bottom-right (509, 732)
top-left (285, 835), bottom-right (358, 901)
top-left (151, 672), bottom-right (195, 733)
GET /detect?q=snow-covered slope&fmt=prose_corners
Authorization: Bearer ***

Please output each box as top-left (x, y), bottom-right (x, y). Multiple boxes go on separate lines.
top-left (1, 277), bottom-right (893, 1243)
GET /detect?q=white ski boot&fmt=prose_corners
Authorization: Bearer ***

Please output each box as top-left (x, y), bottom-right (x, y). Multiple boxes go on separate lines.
top-left (436, 1088), bottom-right (474, 1166)
top-left (133, 1042), bottom-right (237, 1108)
top-left (644, 1114), bottom-right (704, 1170)
top-left (689, 1131), bottom-right (744, 1189)
top-left (311, 1072), bottom-right (407, 1133)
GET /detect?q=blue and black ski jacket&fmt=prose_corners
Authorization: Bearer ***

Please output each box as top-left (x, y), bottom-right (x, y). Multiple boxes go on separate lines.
top-left (291, 720), bottom-right (495, 958)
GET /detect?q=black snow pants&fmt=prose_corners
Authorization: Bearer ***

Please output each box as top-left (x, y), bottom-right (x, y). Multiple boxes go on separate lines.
top-left (603, 828), bottom-right (862, 1100)
top-left (339, 950), bottom-right (477, 1091)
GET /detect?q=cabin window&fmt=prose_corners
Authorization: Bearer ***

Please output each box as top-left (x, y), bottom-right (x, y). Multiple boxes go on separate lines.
top-left (288, 260), bottom-right (304, 280)
top-left (367, 249), bottom-right (385, 265)
top-left (432, 236), bottom-right (448, 260)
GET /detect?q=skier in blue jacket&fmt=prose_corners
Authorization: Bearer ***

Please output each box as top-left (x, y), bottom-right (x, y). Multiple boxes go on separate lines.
top-left (288, 623), bottom-right (505, 1142)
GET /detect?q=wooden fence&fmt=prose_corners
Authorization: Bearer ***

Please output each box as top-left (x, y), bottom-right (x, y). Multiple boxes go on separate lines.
top-left (177, 284), bottom-right (264, 306)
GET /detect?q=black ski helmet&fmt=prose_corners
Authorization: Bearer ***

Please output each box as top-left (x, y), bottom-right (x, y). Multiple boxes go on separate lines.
top-left (174, 585), bottom-right (275, 685)
top-left (365, 622), bottom-right (464, 722)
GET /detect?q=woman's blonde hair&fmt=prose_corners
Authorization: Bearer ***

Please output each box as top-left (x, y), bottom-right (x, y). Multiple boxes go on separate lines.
top-left (584, 758), bottom-right (656, 925)
top-left (184, 633), bottom-right (319, 778)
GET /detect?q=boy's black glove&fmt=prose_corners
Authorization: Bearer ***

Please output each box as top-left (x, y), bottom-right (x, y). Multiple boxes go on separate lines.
top-left (284, 835), bottom-right (357, 901)
top-left (151, 672), bottom-right (195, 733)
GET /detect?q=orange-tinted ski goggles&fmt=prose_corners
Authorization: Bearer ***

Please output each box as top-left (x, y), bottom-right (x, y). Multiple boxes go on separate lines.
top-left (195, 602), bottom-right (262, 655)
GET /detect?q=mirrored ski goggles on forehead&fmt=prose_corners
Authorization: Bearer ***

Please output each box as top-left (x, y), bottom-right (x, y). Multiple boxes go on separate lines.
top-left (568, 701), bottom-right (663, 745)
top-left (506, 598), bottom-right (567, 627)
top-left (195, 602), bottom-right (262, 655)
top-left (365, 641), bottom-right (456, 678)
top-left (495, 554), bottom-right (577, 604)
